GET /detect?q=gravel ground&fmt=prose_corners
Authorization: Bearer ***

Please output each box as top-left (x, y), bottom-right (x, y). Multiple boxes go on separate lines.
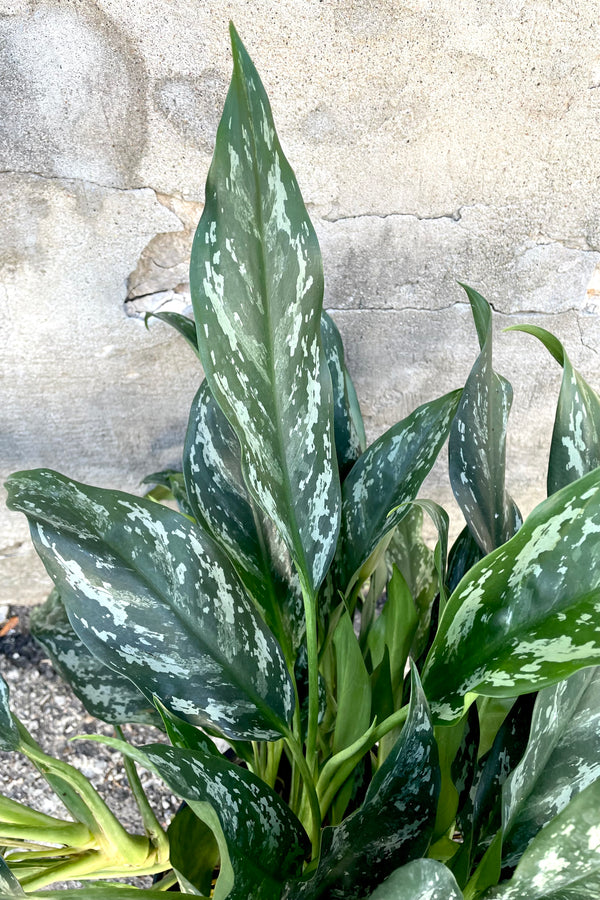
top-left (0, 605), bottom-right (182, 890)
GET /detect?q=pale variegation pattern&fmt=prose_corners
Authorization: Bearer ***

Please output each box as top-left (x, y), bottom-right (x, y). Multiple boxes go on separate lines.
top-left (367, 859), bottom-right (463, 900)
top-left (449, 287), bottom-right (521, 555)
top-left (339, 390), bottom-right (461, 591)
top-left (189, 28), bottom-right (340, 595)
top-left (0, 675), bottom-right (20, 752)
top-left (6, 469), bottom-right (293, 742)
top-left (501, 667), bottom-right (600, 867)
top-left (422, 467), bottom-right (600, 724)
top-left (283, 666), bottom-right (439, 900)
top-left (485, 778), bottom-right (600, 899)
top-left (31, 589), bottom-right (160, 726)
top-left (184, 381), bottom-right (304, 651)
top-left (107, 740), bottom-right (308, 900)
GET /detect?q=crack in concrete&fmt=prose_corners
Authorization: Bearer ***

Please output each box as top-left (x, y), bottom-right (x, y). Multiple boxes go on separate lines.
top-left (0, 541), bottom-right (28, 560)
top-left (322, 207), bottom-right (465, 224)
top-left (0, 169), bottom-right (153, 194)
top-left (325, 301), bottom-right (592, 318)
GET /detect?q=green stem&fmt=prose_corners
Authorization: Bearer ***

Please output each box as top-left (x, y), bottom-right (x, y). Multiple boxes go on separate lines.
top-left (300, 579), bottom-right (319, 780)
top-left (265, 739), bottom-right (283, 790)
top-left (0, 823), bottom-right (94, 847)
top-left (116, 726), bottom-right (168, 848)
top-left (283, 729), bottom-right (321, 861)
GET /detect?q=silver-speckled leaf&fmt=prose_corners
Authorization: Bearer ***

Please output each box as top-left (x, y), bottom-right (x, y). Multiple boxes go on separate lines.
top-left (320, 311), bottom-right (366, 477)
top-left (0, 854), bottom-right (24, 896)
top-left (183, 380), bottom-right (303, 653)
top-left (6, 469), bottom-right (294, 742)
top-left (283, 664), bottom-right (440, 900)
top-left (30, 589), bottom-right (160, 727)
top-left (92, 738), bottom-right (309, 900)
top-left (508, 325), bottom-right (600, 497)
top-left (449, 286), bottom-right (521, 555)
top-left (189, 25), bottom-right (340, 595)
top-left (422, 466), bottom-right (600, 725)
top-left (0, 676), bottom-right (19, 752)
top-left (338, 390), bottom-right (461, 593)
top-left (501, 667), bottom-right (600, 868)
top-left (484, 777), bottom-right (600, 899)
top-left (366, 859), bottom-right (463, 900)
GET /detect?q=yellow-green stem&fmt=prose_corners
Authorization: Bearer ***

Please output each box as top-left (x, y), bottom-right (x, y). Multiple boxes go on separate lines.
top-left (283, 729), bottom-right (321, 861)
top-left (300, 579), bottom-right (319, 780)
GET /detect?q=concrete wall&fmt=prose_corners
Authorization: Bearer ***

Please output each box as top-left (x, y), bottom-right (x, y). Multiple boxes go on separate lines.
top-left (2, 0), bottom-right (600, 605)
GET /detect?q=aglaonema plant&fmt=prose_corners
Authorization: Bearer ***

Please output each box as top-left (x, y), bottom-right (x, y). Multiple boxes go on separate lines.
top-left (2, 22), bottom-right (600, 899)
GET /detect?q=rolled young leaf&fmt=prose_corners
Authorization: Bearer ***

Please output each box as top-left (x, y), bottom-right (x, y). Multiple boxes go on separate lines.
top-left (6, 469), bottom-right (294, 741)
top-left (422, 465), bottom-right (600, 725)
top-left (449, 286), bottom-right (521, 555)
top-left (507, 324), bottom-right (600, 496)
top-left (338, 389), bottom-right (461, 594)
top-left (30, 589), bottom-right (160, 727)
top-left (189, 24), bottom-right (340, 596)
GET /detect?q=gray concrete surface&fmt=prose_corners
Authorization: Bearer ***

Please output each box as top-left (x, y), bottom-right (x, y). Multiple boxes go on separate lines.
top-left (2, 0), bottom-right (600, 605)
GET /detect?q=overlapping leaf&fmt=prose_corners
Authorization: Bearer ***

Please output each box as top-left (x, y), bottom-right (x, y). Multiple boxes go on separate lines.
top-left (0, 676), bottom-right (19, 752)
top-left (89, 738), bottom-right (309, 900)
top-left (366, 859), bottom-right (463, 900)
top-left (449, 286), bottom-right (521, 554)
top-left (501, 666), bottom-right (600, 868)
top-left (189, 24), bottom-right (340, 596)
top-left (183, 380), bottom-right (303, 652)
top-left (283, 666), bottom-right (440, 899)
top-left (30, 590), bottom-right (160, 727)
top-left (5, 469), bottom-right (293, 741)
top-left (0, 855), bottom-right (24, 897)
top-left (338, 389), bottom-right (461, 593)
top-left (422, 466), bottom-right (600, 724)
top-left (484, 777), bottom-right (600, 899)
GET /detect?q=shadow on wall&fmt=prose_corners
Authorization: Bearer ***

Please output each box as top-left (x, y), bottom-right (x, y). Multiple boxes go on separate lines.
top-left (0, 1), bottom-right (148, 189)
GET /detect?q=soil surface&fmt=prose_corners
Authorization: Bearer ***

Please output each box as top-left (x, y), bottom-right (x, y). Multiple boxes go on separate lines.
top-left (0, 605), bottom-right (181, 889)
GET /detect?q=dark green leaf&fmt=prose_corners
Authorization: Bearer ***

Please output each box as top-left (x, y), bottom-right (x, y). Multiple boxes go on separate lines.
top-left (339, 389), bottom-right (461, 594)
top-left (6, 469), bottom-right (293, 741)
top-left (90, 738), bottom-right (309, 900)
top-left (0, 854), bottom-right (24, 896)
top-left (145, 311), bottom-right (200, 358)
top-left (447, 526), bottom-right (483, 594)
top-left (449, 286), bottom-right (521, 555)
top-left (30, 590), bottom-right (160, 727)
top-left (153, 697), bottom-right (220, 756)
top-left (167, 804), bottom-right (219, 896)
top-left (183, 380), bottom-right (303, 652)
top-left (320, 311), bottom-right (366, 477)
top-left (422, 467), bottom-right (600, 725)
top-left (0, 676), bottom-right (20, 752)
top-left (189, 24), bottom-right (340, 596)
top-left (484, 778), bottom-right (600, 899)
top-left (284, 665), bottom-right (440, 899)
top-left (501, 667), bottom-right (600, 868)
top-left (366, 859), bottom-right (463, 899)
top-left (508, 324), bottom-right (600, 497)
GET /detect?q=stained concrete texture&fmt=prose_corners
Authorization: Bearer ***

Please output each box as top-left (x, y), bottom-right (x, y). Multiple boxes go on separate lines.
top-left (1, 0), bottom-right (600, 605)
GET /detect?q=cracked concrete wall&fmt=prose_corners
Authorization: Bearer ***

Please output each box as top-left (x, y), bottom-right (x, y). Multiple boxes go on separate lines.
top-left (1, 0), bottom-right (600, 605)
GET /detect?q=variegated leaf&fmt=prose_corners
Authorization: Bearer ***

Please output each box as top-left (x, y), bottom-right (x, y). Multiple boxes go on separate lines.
top-left (484, 777), bottom-right (600, 899)
top-left (508, 324), bottom-right (600, 496)
top-left (338, 390), bottom-right (461, 594)
top-left (320, 311), bottom-right (366, 477)
top-left (501, 666), bottom-right (600, 868)
top-left (88, 738), bottom-right (309, 900)
top-left (189, 24), bottom-right (340, 596)
top-left (449, 286), bottom-right (521, 555)
top-left (0, 855), bottom-right (23, 896)
top-left (283, 665), bottom-right (440, 900)
top-left (0, 676), bottom-right (19, 752)
top-left (30, 589), bottom-right (160, 727)
top-left (183, 380), bottom-right (303, 653)
top-left (422, 466), bottom-right (600, 725)
top-left (366, 859), bottom-right (463, 900)
top-left (6, 469), bottom-right (293, 741)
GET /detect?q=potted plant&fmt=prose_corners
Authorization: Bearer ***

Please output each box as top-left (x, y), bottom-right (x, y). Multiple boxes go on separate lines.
top-left (1, 23), bottom-right (599, 899)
